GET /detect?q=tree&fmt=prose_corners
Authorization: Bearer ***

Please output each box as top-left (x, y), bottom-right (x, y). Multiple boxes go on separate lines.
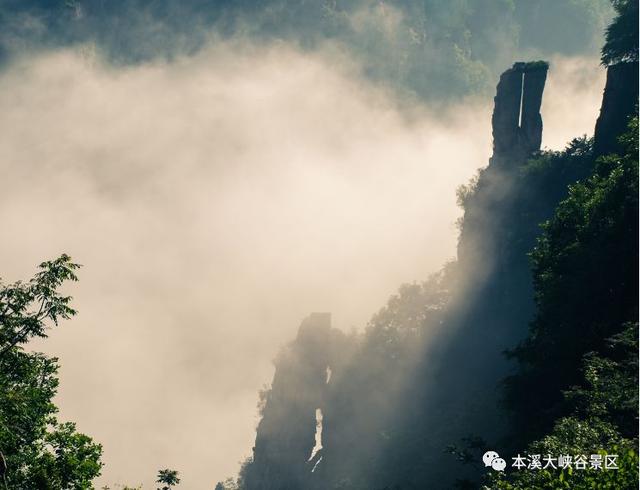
top-left (601, 0), bottom-right (639, 65)
top-left (490, 322), bottom-right (639, 489)
top-left (0, 254), bottom-right (80, 357)
top-left (156, 468), bottom-right (180, 489)
top-left (504, 118), bottom-right (639, 443)
top-left (490, 118), bottom-right (639, 489)
top-left (0, 255), bottom-right (103, 488)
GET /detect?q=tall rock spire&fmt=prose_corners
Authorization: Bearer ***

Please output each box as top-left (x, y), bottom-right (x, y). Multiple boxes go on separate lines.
top-left (491, 61), bottom-right (549, 166)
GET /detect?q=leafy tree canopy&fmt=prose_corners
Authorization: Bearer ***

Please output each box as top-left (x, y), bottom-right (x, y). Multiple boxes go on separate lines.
top-left (493, 118), bottom-right (639, 489)
top-left (156, 468), bottom-right (180, 489)
top-left (0, 255), bottom-right (102, 488)
top-left (601, 0), bottom-right (639, 64)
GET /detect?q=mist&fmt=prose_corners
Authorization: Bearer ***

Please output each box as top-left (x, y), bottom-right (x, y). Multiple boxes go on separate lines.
top-left (0, 40), bottom-right (604, 488)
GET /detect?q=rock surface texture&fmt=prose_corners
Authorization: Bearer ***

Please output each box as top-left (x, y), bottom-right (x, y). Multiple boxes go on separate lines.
top-left (243, 313), bottom-right (349, 490)
top-left (593, 61), bottom-right (639, 158)
top-left (491, 61), bottom-right (548, 166)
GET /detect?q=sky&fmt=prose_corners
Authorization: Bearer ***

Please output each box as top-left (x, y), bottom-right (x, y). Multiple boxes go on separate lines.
top-left (0, 3), bottom-right (609, 488)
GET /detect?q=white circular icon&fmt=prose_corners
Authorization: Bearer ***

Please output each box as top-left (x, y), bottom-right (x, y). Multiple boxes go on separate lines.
top-left (482, 450), bottom-right (500, 467)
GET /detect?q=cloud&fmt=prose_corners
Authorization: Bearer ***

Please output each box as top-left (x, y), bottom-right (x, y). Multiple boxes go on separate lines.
top-left (542, 55), bottom-right (607, 149)
top-left (0, 41), bottom-right (604, 487)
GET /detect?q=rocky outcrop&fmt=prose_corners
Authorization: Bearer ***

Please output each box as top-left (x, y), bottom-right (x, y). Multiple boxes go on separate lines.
top-left (593, 61), bottom-right (639, 158)
top-left (458, 61), bottom-right (549, 281)
top-left (491, 61), bottom-right (548, 166)
top-left (242, 313), bottom-right (350, 490)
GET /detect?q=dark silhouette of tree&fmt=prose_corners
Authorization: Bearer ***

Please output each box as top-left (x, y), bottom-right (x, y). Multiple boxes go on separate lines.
top-left (505, 118), bottom-right (639, 443)
top-left (0, 254), bottom-right (80, 358)
top-left (156, 468), bottom-right (180, 489)
top-left (601, 0), bottom-right (639, 64)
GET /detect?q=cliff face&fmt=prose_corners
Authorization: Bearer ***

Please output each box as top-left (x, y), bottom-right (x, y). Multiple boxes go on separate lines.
top-left (593, 61), bottom-right (639, 157)
top-left (457, 61), bottom-right (549, 294)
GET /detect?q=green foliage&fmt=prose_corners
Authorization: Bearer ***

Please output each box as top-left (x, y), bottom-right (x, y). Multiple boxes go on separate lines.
top-left (0, 256), bottom-right (103, 489)
top-left (485, 118), bottom-right (638, 489)
top-left (489, 119), bottom-right (639, 488)
top-left (0, 254), bottom-right (80, 357)
top-left (504, 118), bottom-right (638, 442)
top-left (156, 468), bottom-right (180, 489)
top-left (30, 423), bottom-right (103, 490)
top-left (456, 136), bottom-right (595, 263)
top-left (364, 270), bottom-right (450, 361)
top-left (526, 60), bottom-right (549, 69)
top-left (488, 409), bottom-right (638, 488)
top-left (488, 441), bottom-right (638, 489)
top-left (601, 0), bottom-right (639, 64)
top-left (456, 172), bottom-right (480, 209)
top-left (566, 322), bottom-right (638, 437)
